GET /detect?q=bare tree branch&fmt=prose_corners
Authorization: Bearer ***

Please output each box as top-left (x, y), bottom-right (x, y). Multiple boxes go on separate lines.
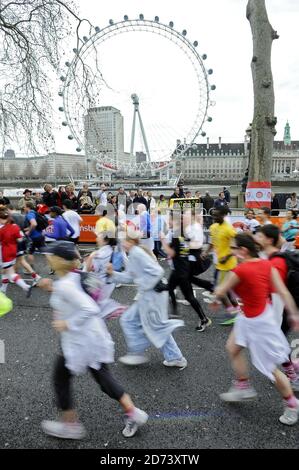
top-left (0, 0), bottom-right (102, 155)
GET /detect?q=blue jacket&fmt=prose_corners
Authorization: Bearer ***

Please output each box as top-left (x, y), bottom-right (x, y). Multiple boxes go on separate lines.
top-left (46, 215), bottom-right (75, 240)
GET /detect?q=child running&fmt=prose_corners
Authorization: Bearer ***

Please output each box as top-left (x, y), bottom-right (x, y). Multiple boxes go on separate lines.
top-left (214, 233), bottom-right (299, 425)
top-left (0, 210), bottom-right (31, 296)
top-left (39, 241), bottom-right (148, 440)
top-left (106, 229), bottom-right (187, 369)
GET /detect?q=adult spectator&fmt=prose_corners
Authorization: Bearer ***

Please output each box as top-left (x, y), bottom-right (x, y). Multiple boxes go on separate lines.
top-left (146, 191), bottom-right (156, 213)
top-left (57, 186), bottom-right (67, 208)
top-left (213, 192), bottom-right (228, 209)
top-left (169, 187), bottom-right (181, 202)
top-left (157, 194), bottom-right (168, 215)
top-left (42, 184), bottom-right (59, 208)
top-left (286, 193), bottom-right (299, 211)
top-left (34, 191), bottom-right (43, 206)
top-left (257, 207), bottom-right (272, 226)
top-left (271, 192), bottom-right (280, 217)
top-left (133, 188), bottom-right (147, 206)
top-left (185, 190), bottom-right (192, 199)
top-left (96, 184), bottom-right (108, 206)
top-left (62, 200), bottom-right (82, 244)
top-left (195, 191), bottom-right (202, 202)
top-left (78, 190), bottom-right (94, 214)
top-left (126, 190), bottom-right (136, 215)
top-left (117, 187), bottom-right (127, 212)
top-left (64, 184), bottom-right (78, 210)
top-left (46, 206), bottom-right (75, 241)
top-left (18, 189), bottom-right (35, 212)
top-left (0, 191), bottom-right (10, 206)
top-left (23, 201), bottom-right (46, 264)
top-left (244, 209), bottom-right (260, 234)
top-left (177, 184), bottom-right (185, 197)
top-left (77, 183), bottom-right (93, 203)
top-left (281, 210), bottom-right (299, 244)
top-left (110, 194), bottom-right (118, 213)
top-left (202, 191), bottom-right (214, 213)
top-left (223, 186), bottom-right (231, 203)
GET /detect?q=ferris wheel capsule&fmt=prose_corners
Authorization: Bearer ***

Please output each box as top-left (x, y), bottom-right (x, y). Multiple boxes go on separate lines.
top-left (139, 14), bottom-right (144, 20)
top-left (95, 26), bottom-right (100, 32)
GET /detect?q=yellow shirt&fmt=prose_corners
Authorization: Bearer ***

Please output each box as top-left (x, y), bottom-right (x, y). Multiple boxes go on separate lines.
top-left (210, 221), bottom-right (237, 271)
top-left (95, 217), bottom-right (116, 237)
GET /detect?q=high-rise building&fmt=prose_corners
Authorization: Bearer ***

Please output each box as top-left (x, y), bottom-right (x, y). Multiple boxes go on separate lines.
top-left (84, 106), bottom-right (124, 168)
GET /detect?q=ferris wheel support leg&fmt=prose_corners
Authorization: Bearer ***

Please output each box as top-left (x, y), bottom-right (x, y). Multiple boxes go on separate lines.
top-left (130, 109), bottom-right (137, 158)
top-left (137, 109), bottom-right (151, 163)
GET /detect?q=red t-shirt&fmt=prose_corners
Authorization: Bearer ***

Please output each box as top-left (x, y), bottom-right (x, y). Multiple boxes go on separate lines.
top-left (269, 255), bottom-right (288, 285)
top-left (0, 223), bottom-right (21, 262)
top-left (232, 259), bottom-right (273, 318)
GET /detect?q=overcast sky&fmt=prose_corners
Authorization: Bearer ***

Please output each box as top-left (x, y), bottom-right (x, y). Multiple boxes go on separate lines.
top-left (54, 0), bottom-right (299, 157)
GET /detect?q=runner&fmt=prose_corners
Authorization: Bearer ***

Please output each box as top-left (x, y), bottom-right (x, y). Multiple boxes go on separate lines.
top-left (0, 210), bottom-right (31, 295)
top-left (214, 233), bottom-right (299, 425)
top-left (23, 201), bottom-right (46, 265)
top-left (62, 200), bottom-right (82, 244)
top-left (161, 215), bottom-right (211, 331)
top-left (203, 206), bottom-right (241, 325)
top-left (255, 224), bottom-right (299, 390)
top-left (38, 241), bottom-right (148, 440)
top-left (107, 229), bottom-right (187, 368)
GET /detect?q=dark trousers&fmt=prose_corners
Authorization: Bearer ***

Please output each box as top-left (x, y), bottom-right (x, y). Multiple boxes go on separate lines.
top-left (168, 270), bottom-right (207, 322)
top-left (153, 241), bottom-right (167, 258)
top-left (54, 355), bottom-right (125, 411)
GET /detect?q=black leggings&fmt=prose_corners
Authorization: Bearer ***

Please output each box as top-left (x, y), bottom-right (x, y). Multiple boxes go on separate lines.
top-left (168, 271), bottom-right (207, 322)
top-left (54, 355), bottom-right (125, 411)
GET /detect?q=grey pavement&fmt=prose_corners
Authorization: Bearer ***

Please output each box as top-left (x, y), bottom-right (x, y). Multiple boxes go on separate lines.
top-left (0, 256), bottom-right (298, 449)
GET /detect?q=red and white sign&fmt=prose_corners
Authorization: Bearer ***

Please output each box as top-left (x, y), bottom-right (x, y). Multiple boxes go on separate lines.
top-left (245, 181), bottom-right (271, 208)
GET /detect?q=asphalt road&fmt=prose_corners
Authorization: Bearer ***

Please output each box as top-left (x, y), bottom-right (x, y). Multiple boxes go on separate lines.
top-left (0, 255), bottom-right (299, 450)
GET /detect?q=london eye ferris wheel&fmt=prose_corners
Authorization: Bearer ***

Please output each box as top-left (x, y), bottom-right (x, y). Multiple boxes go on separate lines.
top-left (58, 14), bottom-right (216, 176)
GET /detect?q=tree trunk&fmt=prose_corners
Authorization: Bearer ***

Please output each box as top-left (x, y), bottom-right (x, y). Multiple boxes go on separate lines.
top-left (246, 0), bottom-right (278, 206)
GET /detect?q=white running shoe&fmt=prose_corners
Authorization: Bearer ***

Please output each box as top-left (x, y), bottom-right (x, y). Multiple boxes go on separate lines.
top-left (31, 275), bottom-right (42, 287)
top-left (115, 284), bottom-right (122, 288)
top-left (122, 408), bottom-right (148, 438)
top-left (41, 420), bottom-right (86, 439)
top-left (220, 384), bottom-right (257, 402)
top-left (163, 357), bottom-right (187, 370)
top-left (119, 354), bottom-right (149, 366)
top-left (177, 299), bottom-right (190, 305)
top-left (279, 401), bottom-right (299, 425)
top-left (202, 291), bottom-right (214, 299)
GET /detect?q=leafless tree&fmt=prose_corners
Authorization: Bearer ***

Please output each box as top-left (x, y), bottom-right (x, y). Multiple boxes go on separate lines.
top-left (0, 0), bottom-right (101, 155)
top-left (246, 0), bottom-right (279, 182)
